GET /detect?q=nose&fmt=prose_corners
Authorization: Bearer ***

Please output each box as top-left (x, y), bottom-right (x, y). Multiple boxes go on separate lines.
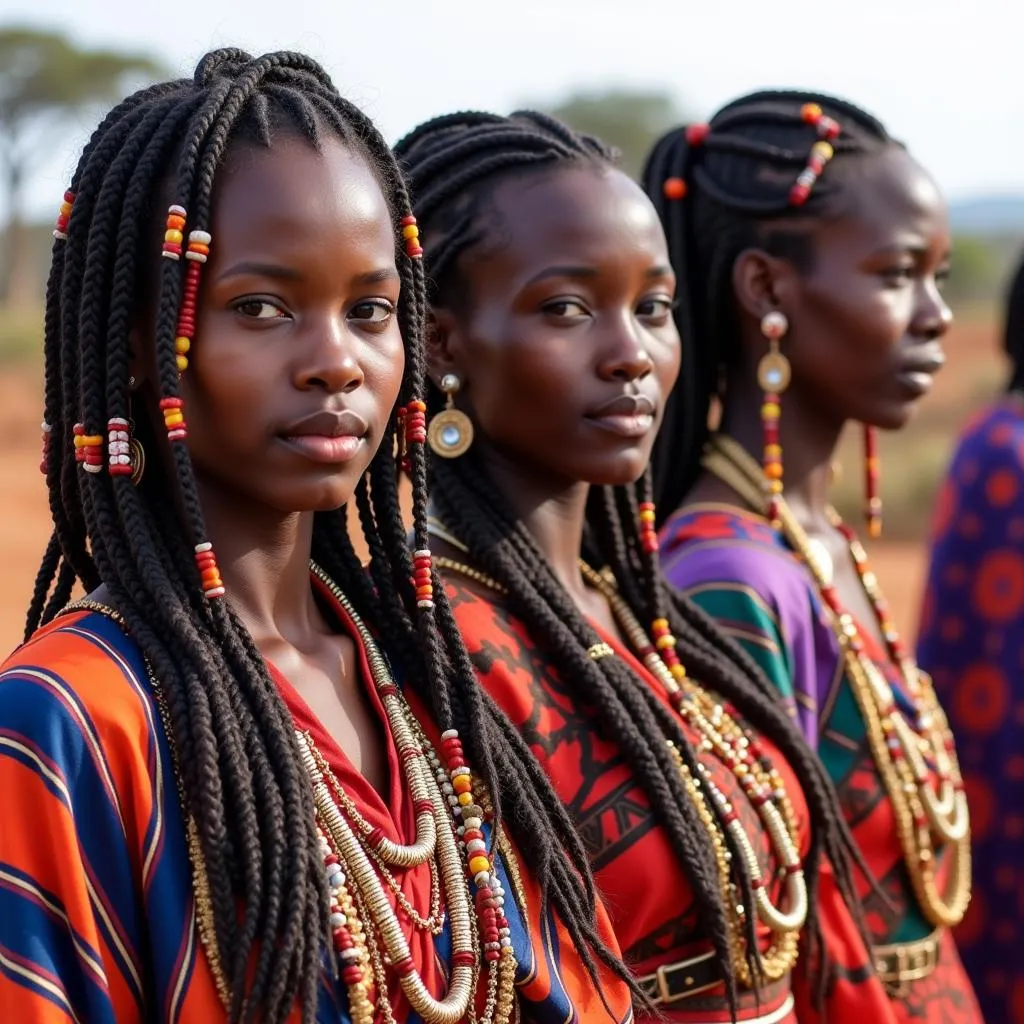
top-left (596, 313), bottom-right (654, 383)
top-left (914, 279), bottom-right (953, 342)
top-left (294, 313), bottom-right (364, 393)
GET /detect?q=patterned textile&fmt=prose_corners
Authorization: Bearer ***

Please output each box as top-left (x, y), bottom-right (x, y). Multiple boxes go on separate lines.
top-left (0, 577), bottom-right (631, 1022)
top-left (442, 572), bottom-right (902, 1022)
top-left (918, 397), bottom-right (1024, 1024)
top-left (660, 504), bottom-right (982, 1023)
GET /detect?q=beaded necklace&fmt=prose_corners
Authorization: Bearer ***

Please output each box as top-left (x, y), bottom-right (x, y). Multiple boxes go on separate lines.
top-left (427, 518), bottom-right (808, 987)
top-left (703, 434), bottom-right (970, 929)
top-left (64, 567), bottom-right (521, 1024)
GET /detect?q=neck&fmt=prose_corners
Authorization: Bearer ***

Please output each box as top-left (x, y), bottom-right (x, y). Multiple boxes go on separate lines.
top-left (720, 368), bottom-right (841, 527)
top-left (194, 476), bottom-right (321, 647)
top-left (470, 440), bottom-right (592, 602)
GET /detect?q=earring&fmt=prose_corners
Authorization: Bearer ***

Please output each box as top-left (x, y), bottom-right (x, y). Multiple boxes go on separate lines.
top-left (758, 310), bottom-right (791, 526)
top-left (427, 374), bottom-right (474, 458)
top-left (863, 424), bottom-right (882, 538)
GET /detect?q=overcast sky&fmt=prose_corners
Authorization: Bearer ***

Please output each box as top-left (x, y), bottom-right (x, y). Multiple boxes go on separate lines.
top-left (2, 0), bottom-right (1017, 219)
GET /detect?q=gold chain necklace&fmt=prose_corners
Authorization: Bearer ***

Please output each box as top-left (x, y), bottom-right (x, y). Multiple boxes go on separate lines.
top-left (703, 434), bottom-right (971, 928)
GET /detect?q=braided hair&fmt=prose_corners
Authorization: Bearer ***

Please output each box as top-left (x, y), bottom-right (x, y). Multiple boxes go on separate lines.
top-left (641, 90), bottom-right (898, 520)
top-left (1003, 249), bottom-right (1024, 392)
top-left (25, 53), bottom-right (629, 1023)
top-left (397, 110), bottom-right (869, 1010)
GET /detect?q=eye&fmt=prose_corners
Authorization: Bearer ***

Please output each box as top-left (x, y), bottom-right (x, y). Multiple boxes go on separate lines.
top-left (880, 266), bottom-right (915, 285)
top-left (542, 299), bottom-right (589, 319)
top-left (234, 298), bottom-right (287, 320)
top-left (636, 296), bottom-right (675, 321)
top-left (349, 299), bottom-right (395, 323)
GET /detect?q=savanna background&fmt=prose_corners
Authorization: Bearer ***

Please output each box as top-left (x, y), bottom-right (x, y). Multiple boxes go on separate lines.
top-left (1, 2), bottom-right (1020, 655)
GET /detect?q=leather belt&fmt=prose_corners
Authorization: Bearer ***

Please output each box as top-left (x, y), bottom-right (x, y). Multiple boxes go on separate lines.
top-left (636, 950), bottom-right (721, 1005)
top-left (874, 930), bottom-right (941, 996)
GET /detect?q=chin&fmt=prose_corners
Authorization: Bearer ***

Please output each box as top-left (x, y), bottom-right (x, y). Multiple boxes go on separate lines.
top-left (580, 451), bottom-right (651, 489)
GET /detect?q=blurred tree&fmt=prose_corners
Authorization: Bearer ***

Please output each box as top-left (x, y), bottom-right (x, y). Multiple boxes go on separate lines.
top-left (944, 234), bottom-right (1003, 308)
top-left (0, 27), bottom-right (166, 304)
top-left (542, 89), bottom-right (686, 180)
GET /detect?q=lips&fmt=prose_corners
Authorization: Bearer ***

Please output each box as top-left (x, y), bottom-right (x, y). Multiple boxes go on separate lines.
top-left (894, 347), bottom-right (945, 398)
top-left (584, 392), bottom-right (658, 440)
top-left (278, 409), bottom-right (369, 464)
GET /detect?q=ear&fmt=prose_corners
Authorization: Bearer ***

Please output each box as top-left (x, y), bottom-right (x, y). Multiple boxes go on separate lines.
top-left (425, 306), bottom-right (466, 387)
top-left (731, 247), bottom-right (801, 322)
top-left (127, 327), bottom-right (149, 391)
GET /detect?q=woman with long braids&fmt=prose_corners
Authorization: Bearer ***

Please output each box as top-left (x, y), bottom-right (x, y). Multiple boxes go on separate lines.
top-left (642, 92), bottom-right (981, 1021)
top-left (0, 52), bottom-right (635, 1023)
top-left (396, 110), bottom-right (899, 1023)
top-left (916, 249), bottom-right (1024, 1023)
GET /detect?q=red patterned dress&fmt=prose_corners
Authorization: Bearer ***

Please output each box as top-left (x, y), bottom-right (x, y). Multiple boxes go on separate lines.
top-left (442, 571), bottom-right (900, 1023)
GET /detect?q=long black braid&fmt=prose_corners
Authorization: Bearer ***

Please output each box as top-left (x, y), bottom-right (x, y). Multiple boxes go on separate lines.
top-left (641, 90), bottom-right (898, 519)
top-left (25, 52), bottom-right (628, 1023)
top-left (397, 109), bottom-right (871, 1010)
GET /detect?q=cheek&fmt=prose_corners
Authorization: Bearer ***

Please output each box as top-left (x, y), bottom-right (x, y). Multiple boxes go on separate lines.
top-left (361, 330), bottom-right (406, 420)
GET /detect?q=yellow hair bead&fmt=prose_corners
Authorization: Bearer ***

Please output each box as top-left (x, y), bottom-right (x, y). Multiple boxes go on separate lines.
top-left (164, 229), bottom-right (184, 244)
top-left (457, 791), bottom-right (473, 807)
top-left (175, 336), bottom-right (191, 354)
top-left (656, 634), bottom-right (677, 650)
top-left (402, 224), bottom-right (419, 239)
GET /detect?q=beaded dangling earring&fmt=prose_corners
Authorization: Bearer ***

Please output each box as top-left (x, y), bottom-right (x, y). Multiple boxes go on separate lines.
top-left (864, 424), bottom-right (882, 538)
top-left (758, 311), bottom-right (791, 526)
top-left (427, 374), bottom-right (474, 458)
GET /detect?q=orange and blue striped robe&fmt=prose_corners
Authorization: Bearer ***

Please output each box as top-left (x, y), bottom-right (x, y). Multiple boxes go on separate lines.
top-left (0, 601), bottom-right (632, 1023)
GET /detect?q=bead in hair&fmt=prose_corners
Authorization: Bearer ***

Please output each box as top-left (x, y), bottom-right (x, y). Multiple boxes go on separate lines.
top-left (401, 215), bottom-right (423, 258)
top-left (161, 204), bottom-right (187, 260)
top-left (195, 541), bottom-right (226, 598)
top-left (72, 423), bottom-right (104, 474)
top-left (159, 396), bottom-right (188, 441)
top-left (174, 230), bottom-right (212, 372)
top-left (53, 190), bottom-right (75, 240)
top-left (789, 104), bottom-right (841, 207)
top-left (413, 548), bottom-right (434, 609)
top-left (39, 421), bottom-right (52, 474)
top-left (661, 123), bottom-right (710, 202)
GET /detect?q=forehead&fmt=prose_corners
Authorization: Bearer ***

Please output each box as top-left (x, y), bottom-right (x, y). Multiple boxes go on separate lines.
top-left (213, 134), bottom-right (391, 244)
top-left (480, 166), bottom-right (669, 268)
top-left (827, 146), bottom-right (948, 248)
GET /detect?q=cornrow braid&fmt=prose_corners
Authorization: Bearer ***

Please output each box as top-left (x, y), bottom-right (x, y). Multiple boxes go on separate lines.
top-left (28, 49), bottom-right (615, 1023)
top-left (641, 90), bottom-right (897, 520)
top-left (399, 107), bottom-right (873, 1011)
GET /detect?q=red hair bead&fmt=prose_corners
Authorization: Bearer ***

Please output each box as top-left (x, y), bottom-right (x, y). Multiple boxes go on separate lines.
top-left (72, 423), bottom-right (104, 474)
top-left (638, 501), bottom-right (659, 554)
top-left (663, 177), bottom-right (687, 201)
top-left (413, 548), bottom-right (434, 609)
top-left (159, 397), bottom-right (187, 441)
top-left (685, 122), bottom-right (710, 146)
top-left (53, 190), bottom-right (75, 240)
top-left (195, 541), bottom-right (225, 599)
top-left (404, 399), bottom-right (427, 446)
top-left (401, 215), bottom-right (423, 258)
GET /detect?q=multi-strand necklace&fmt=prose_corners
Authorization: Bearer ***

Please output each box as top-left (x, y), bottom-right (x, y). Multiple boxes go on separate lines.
top-left (427, 518), bottom-right (807, 988)
top-left (304, 562), bottom-right (519, 1024)
top-left (704, 434), bottom-right (971, 929)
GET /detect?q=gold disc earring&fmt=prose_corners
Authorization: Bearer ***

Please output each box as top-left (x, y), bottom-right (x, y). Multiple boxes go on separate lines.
top-left (427, 374), bottom-right (474, 459)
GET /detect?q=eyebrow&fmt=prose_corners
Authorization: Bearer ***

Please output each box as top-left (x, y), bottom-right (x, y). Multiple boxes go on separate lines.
top-left (215, 262), bottom-right (400, 285)
top-left (525, 263), bottom-right (674, 285)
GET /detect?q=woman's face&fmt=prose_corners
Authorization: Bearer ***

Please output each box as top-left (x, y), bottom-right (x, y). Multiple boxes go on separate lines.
top-left (173, 134), bottom-right (405, 515)
top-left (766, 146), bottom-right (952, 431)
top-left (430, 165), bottom-right (680, 488)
